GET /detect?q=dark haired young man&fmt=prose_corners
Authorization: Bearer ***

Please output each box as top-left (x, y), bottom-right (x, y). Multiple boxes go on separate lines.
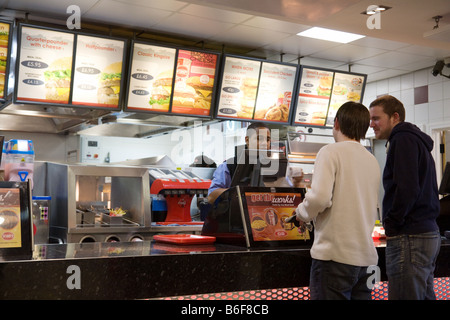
top-left (369, 95), bottom-right (440, 300)
top-left (293, 101), bottom-right (381, 300)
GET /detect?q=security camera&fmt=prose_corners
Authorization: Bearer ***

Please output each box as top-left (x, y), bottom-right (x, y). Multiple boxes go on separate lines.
top-left (432, 60), bottom-right (445, 77)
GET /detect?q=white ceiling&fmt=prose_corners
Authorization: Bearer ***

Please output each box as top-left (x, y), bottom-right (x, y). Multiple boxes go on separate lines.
top-left (1, 0), bottom-right (450, 84)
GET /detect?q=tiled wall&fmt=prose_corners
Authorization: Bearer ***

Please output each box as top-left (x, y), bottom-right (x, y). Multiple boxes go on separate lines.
top-left (363, 66), bottom-right (450, 127)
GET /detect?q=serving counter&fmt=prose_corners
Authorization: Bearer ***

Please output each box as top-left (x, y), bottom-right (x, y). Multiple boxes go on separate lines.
top-left (1, 239), bottom-right (449, 300)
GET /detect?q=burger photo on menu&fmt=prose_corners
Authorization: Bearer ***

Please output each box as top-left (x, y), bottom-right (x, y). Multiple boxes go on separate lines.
top-left (238, 77), bottom-right (258, 118)
top-left (186, 76), bottom-right (214, 110)
top-left (0, 54), bottom-right (6, 98)
top-left (0, 25), bottom-right (9, 48)
top-left (97, 62), bottom-right (122, 105)
top-left (172, 82), bottom-right (196, 109)
top-left (311, 111), bottom-right (326, 125)
top-left (44, 57), bottom-right (72, 103)
top-left (149, 70), bottom-right (173, 111)
top-left (317, 75), bottom-right (332, 97)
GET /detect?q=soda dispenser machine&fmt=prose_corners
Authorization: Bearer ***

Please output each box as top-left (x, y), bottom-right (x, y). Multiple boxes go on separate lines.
top-left (4, 139), bottom-right (35, 189)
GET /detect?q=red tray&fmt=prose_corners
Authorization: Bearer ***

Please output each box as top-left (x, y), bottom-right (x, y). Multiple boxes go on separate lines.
top-left (153, 234), bottom-right (216, 245)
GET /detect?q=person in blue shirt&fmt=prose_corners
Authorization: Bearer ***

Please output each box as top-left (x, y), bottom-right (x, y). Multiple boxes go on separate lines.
top-left (207, 122), bottom-right (271, 203)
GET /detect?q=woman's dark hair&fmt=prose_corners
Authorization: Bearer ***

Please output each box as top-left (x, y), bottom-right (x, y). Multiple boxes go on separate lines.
top-left (335, 101), bottom-right (370, 140)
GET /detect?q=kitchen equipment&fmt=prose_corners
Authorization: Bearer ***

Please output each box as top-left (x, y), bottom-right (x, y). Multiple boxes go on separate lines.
top-left (43, 162), bottom-right (151, 243)
top-left (149, 168), bottom-right (211, 223)
top-left (32, 196), bottom-right (51, 244)
top-left (4, 139), bottom-right (35, 189)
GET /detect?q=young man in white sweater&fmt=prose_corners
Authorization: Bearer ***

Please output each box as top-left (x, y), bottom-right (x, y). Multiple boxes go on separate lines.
top-left (293, 101), bottom-right (381, 300)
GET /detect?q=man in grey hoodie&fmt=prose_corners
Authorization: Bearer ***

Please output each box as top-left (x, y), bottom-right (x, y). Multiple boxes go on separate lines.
top-left (369, 95), bottom-right (441, 300)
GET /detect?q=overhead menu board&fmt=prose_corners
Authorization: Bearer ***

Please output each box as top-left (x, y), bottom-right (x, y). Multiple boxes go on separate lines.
top-left (292, 66), bottom-right (366, 127)
top-left (126, 42), bottom-right (176, 112)
top-left (15, 24), bottom-right (126, 110)
top-left (172, 49), bottom-right (218, 116)
top-left (0, 21), bottom-right (11, 101)
top-left (126, 42), bottom-right (219, 117)
top-left (254, 62), bottom-right (296, 122)
top-left (71, 35), bottom-right (125, 109)
top-left (216, 55), bottom-right (298, 123)
top-left (15, 26), bottom-right (75, 104)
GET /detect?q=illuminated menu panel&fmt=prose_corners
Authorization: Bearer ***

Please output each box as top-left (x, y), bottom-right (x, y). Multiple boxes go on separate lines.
top-left (171, 49), bottom-right (218, 116)
top-left (72, 35), bottom-right (125, 109)
top-left (253, 62), bottom-right (297, 123)
top-left (216, 56), bottom-right (297, 123)
top-left (293, 66), bottom-right (366, 127)
top-left (126, 42), bottom-right (177, 112)
top-left (16, 26), bottom-right (74, 104)
top-left (0, 22), bottom-right (10, 100)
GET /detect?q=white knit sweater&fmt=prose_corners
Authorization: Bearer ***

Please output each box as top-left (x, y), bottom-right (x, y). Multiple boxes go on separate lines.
top-left (295, 141), bottom-right (381, 267)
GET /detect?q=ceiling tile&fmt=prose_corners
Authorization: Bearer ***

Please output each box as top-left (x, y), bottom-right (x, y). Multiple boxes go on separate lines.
top-left (242, 16), bottom-right (310, 34)
top-left (180, 4), bottom-right (252, 24)
top-left (397, 44), bottom-right (450, 58)
top-left (112, 0), bottom-right (188, 11)
top-left (351, 36), bottom-right (410, 51)
top-left (152, 12), bottom-right (234, 40)
top-left (356, 51), bottom-right (431, 69)
top-left (262, 34), bottom-right (340, 57)
top-left (214, 24), bottom-right (291, 48)
top-left (368, 69), bottom-right (412, 83)
top-left (310, 44), bottom-right (387, 63)
top-left (6, 0), bottom-right (99, 14)
top-left (84, 1), bottom-right (173, 28)
top-left (298, 56), bottom-right (345, 69)
top-left (346, 64), bottom-right (386, 75)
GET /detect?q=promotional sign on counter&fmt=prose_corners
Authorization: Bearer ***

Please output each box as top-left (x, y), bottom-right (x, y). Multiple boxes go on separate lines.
top-left (0, 181), bottom-right (33, 258)
top-left (0, 22), bottom-right (10, 100)
top-left (0, 188), bottom-right (22, 248)
top-left (126, 42), bottom-right (176, 112)
top-left (216, 56), bottom-right (297, 123)
top-left (16, 26), bottom-right (74, 104)
top-left (72, 35), bottom-right (125, 109)
top-left (244, 191), bottom-right (310, 242)
top-left (171, 49), bottom-right (218, 116)
top-left (293, 66), bottom-right (366, 127)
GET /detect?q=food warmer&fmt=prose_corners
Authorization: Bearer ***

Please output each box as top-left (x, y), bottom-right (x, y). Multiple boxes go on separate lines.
top-left (38, 162), bottom-right (151, 243)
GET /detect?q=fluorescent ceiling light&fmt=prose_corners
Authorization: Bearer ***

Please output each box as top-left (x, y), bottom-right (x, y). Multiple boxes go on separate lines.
top-left (297, 27), bottom-right (365, 44)
top-left (362, 5), bottom-right (392, 15)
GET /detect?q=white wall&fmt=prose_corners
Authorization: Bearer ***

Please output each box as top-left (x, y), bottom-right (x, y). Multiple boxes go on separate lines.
top-left (362, 66), bottom-right (450, 129)
top-left (363, 65), bottom-right (450, 183)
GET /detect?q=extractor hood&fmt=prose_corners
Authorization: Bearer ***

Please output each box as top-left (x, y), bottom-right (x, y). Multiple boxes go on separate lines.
top-left (0, 101), bottom-right (218, 137)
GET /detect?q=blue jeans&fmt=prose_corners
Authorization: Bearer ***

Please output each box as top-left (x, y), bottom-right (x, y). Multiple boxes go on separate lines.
top-left (309, 259), bottom-right (373, 300)
top-left (386, 231), bottom-right (441, 300)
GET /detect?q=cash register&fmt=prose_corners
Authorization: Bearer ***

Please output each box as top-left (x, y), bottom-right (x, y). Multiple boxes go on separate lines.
top-left (201, 148), bottom-right (311, 247)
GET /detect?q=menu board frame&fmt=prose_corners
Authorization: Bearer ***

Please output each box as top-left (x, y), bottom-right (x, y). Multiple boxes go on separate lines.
top-left (237, 185), bottom-right (313, 248)
top-left (70, 31), bottom-right (127, 110)
top-left (0, 181), bottom-right (33, 260)
top-left (292, 65), bottom-right (367, 128)
top-left (13, 22), bottom-right (127, 111)
top-left (0, 20), bottom-right (12, 104)
top-left (124, 40), bottom-right (221, 118)
top-left (214, 54), bottom-right (299, 125)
